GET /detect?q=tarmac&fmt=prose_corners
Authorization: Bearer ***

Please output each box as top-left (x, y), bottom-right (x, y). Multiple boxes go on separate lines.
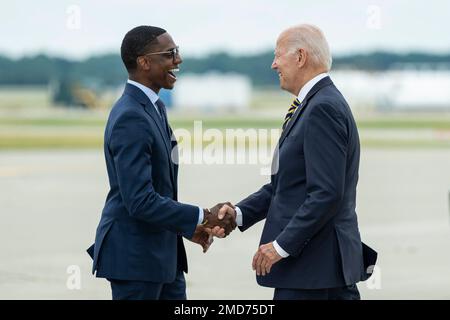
top-left (1, 148), bottom-right (450, 299)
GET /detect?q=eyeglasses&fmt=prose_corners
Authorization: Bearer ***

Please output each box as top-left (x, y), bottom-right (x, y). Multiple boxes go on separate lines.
top-left (143, 46), bottom-right (180, 62)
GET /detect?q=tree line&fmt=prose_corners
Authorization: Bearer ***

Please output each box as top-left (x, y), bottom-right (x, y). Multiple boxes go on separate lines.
top-left (1, 51), bottom-right (449, 87)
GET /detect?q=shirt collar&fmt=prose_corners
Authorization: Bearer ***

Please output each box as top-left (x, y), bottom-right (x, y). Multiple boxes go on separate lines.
top-left (127, 79), bottom-right (160, 105)
top-left (297, 72), bottom-right (329, 103)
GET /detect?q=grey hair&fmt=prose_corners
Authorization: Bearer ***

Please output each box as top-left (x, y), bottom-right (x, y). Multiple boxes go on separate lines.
top-left (282, 24), bottom-right (332, 71)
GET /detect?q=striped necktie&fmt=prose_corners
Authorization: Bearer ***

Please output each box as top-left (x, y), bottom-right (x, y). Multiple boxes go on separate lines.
top-left (282, 98), bottom-right (301, 130)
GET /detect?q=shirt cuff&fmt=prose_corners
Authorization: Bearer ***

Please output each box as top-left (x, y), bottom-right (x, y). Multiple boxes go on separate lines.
top-left (197, 207), bottom-right (204, 225)
top-left (273, 240), bottom-right (289, 258)
top-left (234, 206), bottom-right (243, 226)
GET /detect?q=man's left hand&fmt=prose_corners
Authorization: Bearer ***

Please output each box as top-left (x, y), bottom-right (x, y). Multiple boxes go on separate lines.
top-left (190, 225), bottom-right (215, 253)
top-left (252, 242), bottom-right (282, 276)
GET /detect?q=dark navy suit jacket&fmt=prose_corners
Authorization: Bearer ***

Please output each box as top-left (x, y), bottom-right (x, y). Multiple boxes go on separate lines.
top-left (237, 77), bottom-right (377, 289)
top-left (87, 83), bottom-right (199, 283)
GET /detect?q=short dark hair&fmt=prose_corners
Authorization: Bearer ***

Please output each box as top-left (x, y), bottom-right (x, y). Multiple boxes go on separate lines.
top-left (120, 25), bottom-right (166, 72)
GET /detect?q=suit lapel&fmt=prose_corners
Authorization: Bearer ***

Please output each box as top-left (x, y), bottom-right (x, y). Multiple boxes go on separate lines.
top-left (124, 84), bottom-right (177, 192)
top-left (278, 101), bottom-right (307, 147)
top-left (143, 102), bottom-right (173, 155)
top-left (272, 77), bottom-right (333, 189)
top-left (143, 102), bottom-right (177, 192)
top-left (169, 127), bottom-right (179, 200)
top-left (278, 76), bottom-right (333, 148)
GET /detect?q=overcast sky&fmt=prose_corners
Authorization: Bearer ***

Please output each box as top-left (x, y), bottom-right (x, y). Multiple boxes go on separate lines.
top-left (2, 0), bottom-right (449, 59)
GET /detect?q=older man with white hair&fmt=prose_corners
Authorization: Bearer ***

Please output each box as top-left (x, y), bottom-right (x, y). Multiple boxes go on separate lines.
top-left (230, 24), bottom-right (377, 300)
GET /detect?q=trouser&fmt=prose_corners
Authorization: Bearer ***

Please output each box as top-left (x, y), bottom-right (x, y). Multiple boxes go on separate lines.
top-left (108, 269), bottom-right (186, 300)
top-left (273, 284), bottom-right (360, 300)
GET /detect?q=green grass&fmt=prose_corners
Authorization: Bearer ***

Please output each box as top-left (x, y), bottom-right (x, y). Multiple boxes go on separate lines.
top-left (0, 118), bottom-right (106, 127)
top-left (360, 139), bottom-right (450, 148)
top-left (1, 115), bottom-right (450, 149)
top-left (0, 138), bottom-right (446, 150)
top-left (357, 119), bottom-right (450, 130)
top-left (2, 116), bottom-right (450, 130)
top-left (0, 117), bottom-right (281, 128)
top-left (1, 132), bottom-right (449, 150)
top-left (0, 135), bottom-right (103, 149)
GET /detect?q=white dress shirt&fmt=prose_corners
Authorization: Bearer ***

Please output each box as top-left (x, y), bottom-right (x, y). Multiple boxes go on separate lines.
top-left (297, 73), bottom-right (328, 103)
top-left (127, 79), bottom-right (204, 225)
top-left (127, 79), bottom-right (160, 115)
top-left (235, 72), bottom-right (330, 258)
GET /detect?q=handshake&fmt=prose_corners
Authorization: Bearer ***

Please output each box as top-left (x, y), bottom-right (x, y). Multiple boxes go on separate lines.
top-left (191, 202), bottom-right (238, 253)
top-left (190, 202), bottom-right (283, 276)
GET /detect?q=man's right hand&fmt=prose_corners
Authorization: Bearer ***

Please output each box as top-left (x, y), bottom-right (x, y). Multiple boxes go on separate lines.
top-left (202, 202), bottom-right (237, 237)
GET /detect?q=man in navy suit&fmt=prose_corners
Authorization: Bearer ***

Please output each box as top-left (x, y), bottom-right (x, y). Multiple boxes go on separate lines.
top-left (226, 24), bottom-right (377, 300)
top-left (87, 26), bottom-right (236, 300)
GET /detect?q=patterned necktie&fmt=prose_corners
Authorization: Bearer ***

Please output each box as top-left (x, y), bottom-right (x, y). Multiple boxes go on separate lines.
top-left (155, 99), bottom-right (171, 139)
top-left (282, 98), bottom-right (301, 130)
